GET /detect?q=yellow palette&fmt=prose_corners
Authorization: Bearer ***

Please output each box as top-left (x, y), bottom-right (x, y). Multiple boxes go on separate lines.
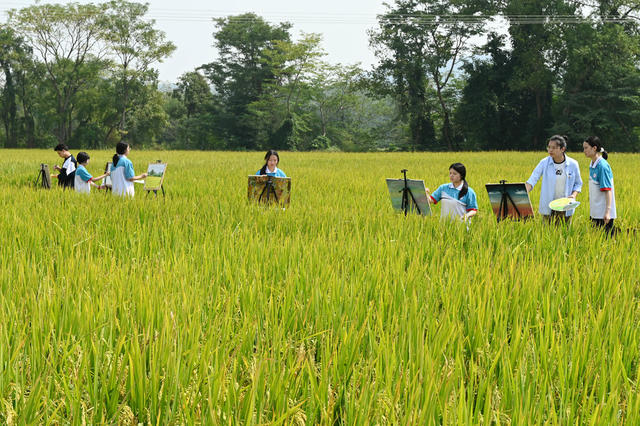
top-left (549, 197), bottom-right (581, 212)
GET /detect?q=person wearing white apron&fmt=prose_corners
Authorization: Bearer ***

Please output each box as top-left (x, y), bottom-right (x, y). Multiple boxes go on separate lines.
top-left (427, 163), bottom-right (478, 222)
top-left (583, 136), bottom-right (617, 236)
top-left (74, 152), bottom-right (109, 193)
top-left (110, 142), bottom-right (147, 197)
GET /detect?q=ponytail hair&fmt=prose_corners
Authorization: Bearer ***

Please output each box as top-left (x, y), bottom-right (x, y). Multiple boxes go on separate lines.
top-left (260, 149), bottom-right (280, 175)
top-left (584, 136), bottom-right (608, 160)
top-left (113, 142), bottom-right (129, 167)
top-left (449, 162), bottom-right (468, 199)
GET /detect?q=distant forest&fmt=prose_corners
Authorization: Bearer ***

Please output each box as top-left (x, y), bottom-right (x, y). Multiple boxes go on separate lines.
top-left (2, 0), bottom-right (640, 152)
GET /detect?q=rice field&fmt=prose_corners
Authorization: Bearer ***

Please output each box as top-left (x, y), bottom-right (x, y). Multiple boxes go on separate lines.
top-left (1, 150), bottom-right (639, 424)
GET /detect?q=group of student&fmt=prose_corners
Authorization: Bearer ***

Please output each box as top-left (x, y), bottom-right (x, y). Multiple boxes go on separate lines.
top-left (53, 142), bottom-right (147, 197)
top-left (255, 137), bottom-right (617, 236)
top-left (53, 137), bottom-right (617, 234)
top-left (428, 135), bottom-right (616, 235)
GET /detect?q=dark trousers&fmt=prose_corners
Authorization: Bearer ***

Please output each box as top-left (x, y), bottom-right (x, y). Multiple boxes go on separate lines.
top-left (591, 217), bottom-right (617, 236)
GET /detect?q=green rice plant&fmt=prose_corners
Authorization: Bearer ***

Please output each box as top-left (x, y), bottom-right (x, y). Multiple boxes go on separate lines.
top-left (0, 150), bottom-right (639, 424)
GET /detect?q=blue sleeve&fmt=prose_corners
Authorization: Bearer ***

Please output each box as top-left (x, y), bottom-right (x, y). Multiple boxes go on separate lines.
top-left (526, 159), bottom-right (545, 188)
top-left (465, 188), bottom-right (478, 210)
top-left (124, 160), bottom-right (135, 180)
top-left (276, 169), bottom-right (286, 178)
top-left (431, 184), bottom-right (444, 203)
top-left (598, 163), bottom-right (614, 190)
top-left (256, 170), bottom-right (261, 176)
top-left (571, 160), bottom-right (583, 193)
top-left (77, 167), bottom-right (92, 182)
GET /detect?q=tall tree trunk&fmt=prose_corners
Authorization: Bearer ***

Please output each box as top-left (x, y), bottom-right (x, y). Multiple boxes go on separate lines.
top-left (1, 64), bottom-right (18, 148)
top-left (119, 67), bottom-right (130, 140)
top-left (534, 89), bottom-right (543, 148)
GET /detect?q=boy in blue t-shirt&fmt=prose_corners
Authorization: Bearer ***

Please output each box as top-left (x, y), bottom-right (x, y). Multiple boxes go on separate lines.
top-left (74, 151), bottom-right (109, 193)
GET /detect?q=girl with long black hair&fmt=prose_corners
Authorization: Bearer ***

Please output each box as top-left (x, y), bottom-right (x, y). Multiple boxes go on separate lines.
top-left (256, 150), bottom-right (286, 177)
top-left (583, 136), bottom-right (617, 235)
top-left (427, 163), bottom-right (478, 221)
top-left (110, 142), bottom-right (147, 197)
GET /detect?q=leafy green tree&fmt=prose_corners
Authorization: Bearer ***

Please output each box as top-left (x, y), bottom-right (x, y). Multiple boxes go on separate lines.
top-left (370, 0), bottom-right (493, 150)
top-left (369, 2), bottom-right (436, 150)
top-left (200, 13), bottom-right (291, 149)
top-left (248, 33), bottom-right (326, 150)
top-left (552, 2), bottom-right (640, 150)
top-left (175, 71), bottom-right (213, 118)
top-left (170, 71), bottom-right (222, 149)
top-left (9, 3), bottom-right (110, 145)
top-left (126, 84), bottom-right (169, 147)
top-left (501, 0), bottom-right (574, 148)
top-left (455, 33), bottom-right (542, 150)
top-left (0, 26), bottom-right (25, 147)
top-left (102, 0), bottom-right (175, 138)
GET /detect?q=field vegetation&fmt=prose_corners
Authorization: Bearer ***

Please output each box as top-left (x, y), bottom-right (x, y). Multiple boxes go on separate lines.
top-left (1, 150), bottom-right (639, 423)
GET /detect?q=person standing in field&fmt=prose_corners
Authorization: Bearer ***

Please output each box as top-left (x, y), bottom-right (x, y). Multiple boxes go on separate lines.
top-left (525, 135), bottom-right (582, 223)
top-left (256, 150), bottom-right (286, 177)
top-left (53, 144), bottom-right (77, 189)
top-left (426, 163), bottom-right (478, 222)
top-left (583, 136), bottom-right (617, 236)
top-left (74, 152), bottom-right (110, 194)
top-left (110, 142), bottom-right (147, 197)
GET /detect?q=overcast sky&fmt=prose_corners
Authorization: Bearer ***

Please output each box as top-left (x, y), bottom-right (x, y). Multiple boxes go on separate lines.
top-left (1, 0), bottom-right (389, 83)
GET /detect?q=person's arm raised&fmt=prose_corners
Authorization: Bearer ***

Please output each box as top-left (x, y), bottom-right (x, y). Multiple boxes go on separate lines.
top-left (127, 172), bottom-right (147, 182)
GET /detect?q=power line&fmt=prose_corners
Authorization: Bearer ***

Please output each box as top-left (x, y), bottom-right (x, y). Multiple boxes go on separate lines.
top-left (0, 5), bottom-right (637, 25)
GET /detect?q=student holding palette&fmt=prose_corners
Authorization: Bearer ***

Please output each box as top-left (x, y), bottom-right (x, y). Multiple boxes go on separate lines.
top-left (525, 135), bottom-right (582, 223)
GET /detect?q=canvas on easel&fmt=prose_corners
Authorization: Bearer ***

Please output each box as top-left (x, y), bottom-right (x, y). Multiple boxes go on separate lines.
top-left (102, 162), bottom-right (113, 189)
top-left (144, 162), bottom-right (167, 192)
top-left (386, 169), bottom-right (431, 216)
top-left (485, 181), bottom-right (534, 221)
top-left (248, 175), bottom-right (291, 206)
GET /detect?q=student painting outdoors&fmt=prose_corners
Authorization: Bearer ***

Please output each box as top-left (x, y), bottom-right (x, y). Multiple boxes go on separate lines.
top-left (110, 142), bottom-right (147, 197)
top-left (74, 152), bottom-right (110, 194)
top-left (583, 136), bottom-right (617, 236)
top-left (525, 135), bottom-right (582, 223)
top-left (256, 150), bottom-right (286, 177)
top-left (53, 144), bottom-right (77, 189)
top-left (426, 163), bottom-right (478, 222)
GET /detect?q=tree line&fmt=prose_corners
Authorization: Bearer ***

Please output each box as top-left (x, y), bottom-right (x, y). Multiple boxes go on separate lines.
top-left (1, 0), bottom-right (639, 152)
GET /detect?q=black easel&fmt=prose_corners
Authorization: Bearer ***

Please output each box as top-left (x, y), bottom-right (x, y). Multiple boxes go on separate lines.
top-left (34, 164), bottom-right (51, 189)
top-left (147, 185), bottom-right (165, 198)
top-left (399, 169), bottom-right (421, 216)
top-left (258, 176), bottom-right (278, 203)
top-left (497, 180), bottom-right (521, 221)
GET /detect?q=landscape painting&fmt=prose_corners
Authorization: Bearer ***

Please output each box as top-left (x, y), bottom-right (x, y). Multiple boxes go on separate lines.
top-left (386, 178), bottom-right (431, 216)
top-left (485, 182), bottom-right (534, 220)
top-left (248, 175), bottom-right (291, 206)
top-left (144, 163), bottom-right (167, 191)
